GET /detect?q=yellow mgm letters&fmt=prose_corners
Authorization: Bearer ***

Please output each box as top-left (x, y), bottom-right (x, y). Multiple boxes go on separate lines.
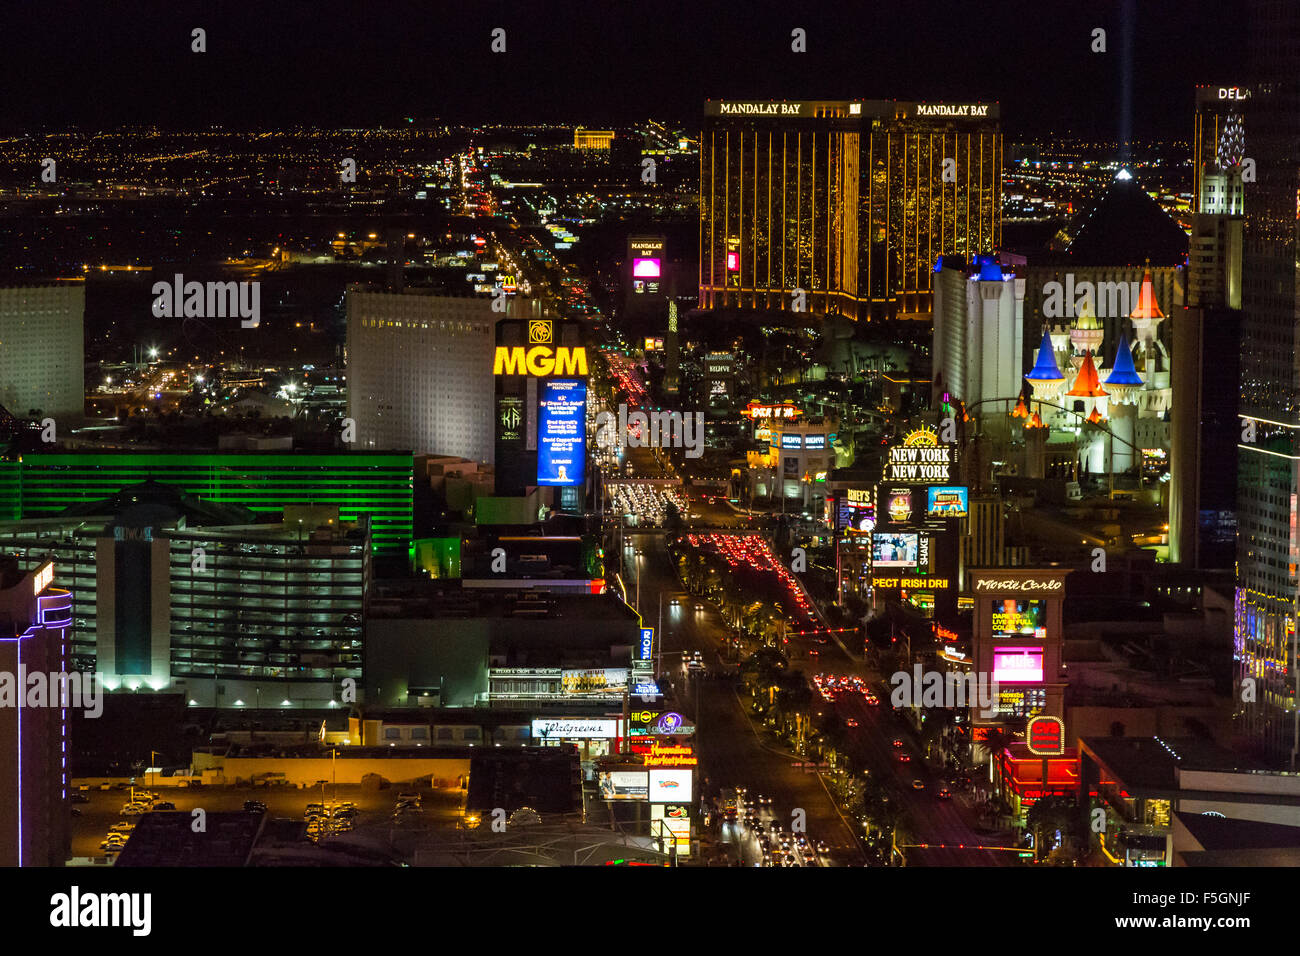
top-left (493, 346), bottom-right (589, 376)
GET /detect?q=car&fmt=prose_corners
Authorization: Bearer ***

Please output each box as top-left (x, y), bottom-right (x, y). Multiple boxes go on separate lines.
top-left (937, 788), bottom-right (952, 800)
top-left (70, 807), bottom-right (82, 817)
top-left (912, 779), bottom-right (925, 791)
top-left (397, 792), bottom-right (421, 807)
top-left (670, 597), bottom-right (679, 606)
top-left (845, 718), bottom-right (859, 728)
top-left (244, 800), bottom-right (268, 813)
top-left (154, 801), bottom-right (175, 811)
top-left (897, 753), bottom-right (911, 763)
top-left (99, 841), bottom-right (125, 852)
top-left (70, 793), bottom-right (89, 804)
top-left (892, 738), bottom-right (904, 748)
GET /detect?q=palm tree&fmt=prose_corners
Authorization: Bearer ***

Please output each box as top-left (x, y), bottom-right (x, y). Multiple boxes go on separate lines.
top-left (1026, 795), bottom-right (1082, 863)
top-left (982, 730), bottom-right (1010, 802)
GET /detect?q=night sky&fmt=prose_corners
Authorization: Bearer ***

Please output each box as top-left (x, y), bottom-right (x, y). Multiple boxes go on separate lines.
top-left (0, 0), bottom-right (1245, 138)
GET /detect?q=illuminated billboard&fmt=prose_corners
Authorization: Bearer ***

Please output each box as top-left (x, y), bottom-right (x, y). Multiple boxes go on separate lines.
top-left (872, 532), bottom-right (919, 567)
top-left (926, 486), bottom-right (969, 517)
top-left (804, 434), bottom-right (826, 450)
top-left (561, 668), bottom-right (629, 695)
top-left (599, 770), bottom-right (649, 800)
top-left (992, 648), bottom-right (1044, 683)
top-left (743, 402), bottom-right (800, 420)
top-left (633, 258), bottom-right (662, 278)
top-left (537, 379), bottom-right (586, 486)
top-left (884, 489), bottom-right (914, 524)
top-left (837, 493), bottom-right (875, 534)
top-left (648, 768), bottom-right (694, 803)
top-left (532, 718), bottom-right (618, 738)
top-left (780, 434), bottom-right (803, 450)
top-left (493, 346), bottom-right (589, 376)
top-left (726, 251), bottom-right (739, 271)
top-left (991, 599), bottom-right (1047, 639)
top-left (639, 628), bottom-right (654, 662)
top-left (1027, 716), bottom-right (1065, 756)
top-left (886, 429), bottom-right (953, 483)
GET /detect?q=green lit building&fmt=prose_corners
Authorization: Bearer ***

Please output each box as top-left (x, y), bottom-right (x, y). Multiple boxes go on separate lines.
top-left (0, 483), bottom-right (369, 709)
top-left (0, 450), bottom-right (413, 555)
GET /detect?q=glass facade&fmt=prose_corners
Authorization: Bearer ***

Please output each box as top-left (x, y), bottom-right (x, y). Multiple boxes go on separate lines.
top-left (1236, 0), bottom-right (1300, 759)
top-left (699, 100), bottom-right (1001, 322)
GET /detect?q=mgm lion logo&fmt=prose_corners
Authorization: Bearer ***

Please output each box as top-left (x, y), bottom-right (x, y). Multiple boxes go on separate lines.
top-left (528, 320), bottom-right (552, 344)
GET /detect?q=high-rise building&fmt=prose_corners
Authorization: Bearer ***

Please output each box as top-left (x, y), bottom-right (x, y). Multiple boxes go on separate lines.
top-left (1, 450), bottom-right (413, 555)
top-left (931, 255), bottom-right (1025, 411)
top-left (0, 284), bottom-right (84, 419)
top-left (346, 290), bottom-right (495, 465)
top-left (698, 99), bottom-right (1001, 322)
top-left (0, 484), bottom-right (368, 709)
top-left (1236, 0), bottom-right (1300, 761)
top-left (0, 558), bottom-right (72, 866)
top-left (1170, 87), bottom-right (1247, 571)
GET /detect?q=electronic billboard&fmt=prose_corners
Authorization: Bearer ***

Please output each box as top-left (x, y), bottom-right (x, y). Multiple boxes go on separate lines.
top-left (872, 532), bottom-right (919, 567)
top-left (991, 599), bottom-right (1047, 638)
top-left (926, 486), bottom-right (969, 517)
top-left (538, 379), bottom-right (586, 486)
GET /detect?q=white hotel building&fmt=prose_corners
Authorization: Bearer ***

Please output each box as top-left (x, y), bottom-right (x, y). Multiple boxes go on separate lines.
top-left (346, 290), bottom-right (495, 463)
top-left (0, 284), bottom-right (84, 419)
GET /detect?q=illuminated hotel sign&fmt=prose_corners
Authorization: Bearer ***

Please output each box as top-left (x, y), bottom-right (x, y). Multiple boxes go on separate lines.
top-left (717, 102), bottom-right (805, 116)
top-left (1027, 716), bottom-right (1065, 756)
top-left (744, 402), bottom-right (800, 420)
top-left (974, 578), bottom-right (1064, 593)
top-left (884, 428), bottom-right (952, 483)
top-left (493, 346), bottom-right (589, 376)
top-left (915, 104), bottom-right (991, 117)
top-left (887, 444), bottom-right (952, 483)
top-left (33, 562), bottom-right (54, 595)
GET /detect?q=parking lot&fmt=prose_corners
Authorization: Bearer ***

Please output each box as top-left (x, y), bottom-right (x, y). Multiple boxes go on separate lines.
top-left (69, 782), bottom-right (467, 859)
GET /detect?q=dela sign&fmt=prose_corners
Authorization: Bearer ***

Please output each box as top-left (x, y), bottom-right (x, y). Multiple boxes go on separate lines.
top-left (493, 346), bottom-right (589, 376)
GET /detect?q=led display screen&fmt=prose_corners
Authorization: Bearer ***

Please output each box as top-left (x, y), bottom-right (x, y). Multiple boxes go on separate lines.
top-left (926, 485), bottom-right (969, 517)
top-left (992, 648), bottom-right (1044, 683)
top-left (633, 257), bottom-right (662, 278)
top-left (991, 599), bottom-right (1047, 638)
top-left (537, 379), bottom-right (586, 486)
top-left (872, 532), bottom-right (919, 567)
